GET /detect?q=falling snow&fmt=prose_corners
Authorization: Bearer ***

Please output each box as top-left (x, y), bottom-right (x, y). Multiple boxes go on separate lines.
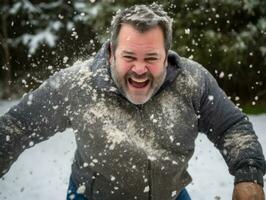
top-left (0, 101), bottom-right (265, 199)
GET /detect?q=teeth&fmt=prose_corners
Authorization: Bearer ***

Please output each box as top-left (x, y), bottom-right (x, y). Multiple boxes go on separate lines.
top-left (130, 77), bottom-right (148, 83)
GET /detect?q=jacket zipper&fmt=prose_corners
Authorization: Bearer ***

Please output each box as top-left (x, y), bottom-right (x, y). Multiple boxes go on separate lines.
top-left (148, 159), bottom-right (152, 200)
top-left (90, 172), bottom-right (96, 200)
top-left (136, 104), bottom-right (152, 200)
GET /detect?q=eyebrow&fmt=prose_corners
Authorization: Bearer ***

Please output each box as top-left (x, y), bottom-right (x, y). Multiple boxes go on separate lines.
top-left (121, 51), bottom-right (135, 55)
top-left (145, 53), bottom-right (159, 57)
top-left (121, 51), bottom-right (159, 57)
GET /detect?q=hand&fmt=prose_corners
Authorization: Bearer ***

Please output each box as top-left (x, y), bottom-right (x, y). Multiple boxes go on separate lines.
top-left (233, 182), bottom-right (265, 200)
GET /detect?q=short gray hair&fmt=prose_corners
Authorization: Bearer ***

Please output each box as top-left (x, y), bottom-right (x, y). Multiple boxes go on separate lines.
top-left (110, 3), bottom-right (173, 54)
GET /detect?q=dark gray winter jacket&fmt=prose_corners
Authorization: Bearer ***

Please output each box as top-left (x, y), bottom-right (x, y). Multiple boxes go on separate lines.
top-left (0, 42), bottom-right (265, 200)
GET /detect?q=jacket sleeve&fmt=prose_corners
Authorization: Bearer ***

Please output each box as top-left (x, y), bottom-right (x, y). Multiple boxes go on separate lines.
top-left (0, 71), bottom-right (70, 177)
top-left (197, 70), bottom-right (266, 186)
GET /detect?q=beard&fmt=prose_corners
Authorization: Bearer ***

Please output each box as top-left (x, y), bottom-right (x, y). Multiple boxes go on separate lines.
top-left (110, 60), bottom-right (166, 105)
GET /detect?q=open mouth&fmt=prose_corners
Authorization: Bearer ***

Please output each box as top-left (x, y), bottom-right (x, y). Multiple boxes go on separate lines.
top-left (128, 77), bottom-right (150, 88)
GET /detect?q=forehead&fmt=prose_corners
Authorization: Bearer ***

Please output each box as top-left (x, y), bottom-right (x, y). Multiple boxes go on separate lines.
top-left (116, 24), bottom-right (165, 52)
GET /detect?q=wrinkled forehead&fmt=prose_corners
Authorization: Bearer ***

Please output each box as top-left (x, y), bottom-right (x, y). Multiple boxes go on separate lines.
top-left (117, 24), bottom-right (165, 49)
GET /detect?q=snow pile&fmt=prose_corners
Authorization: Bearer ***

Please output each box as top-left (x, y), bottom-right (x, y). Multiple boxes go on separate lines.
top-left (0, 100), bottom-right (265, 200)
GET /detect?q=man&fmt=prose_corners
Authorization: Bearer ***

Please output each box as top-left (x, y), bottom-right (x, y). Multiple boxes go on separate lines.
top-left (0, 3), bottom-right (265, 200)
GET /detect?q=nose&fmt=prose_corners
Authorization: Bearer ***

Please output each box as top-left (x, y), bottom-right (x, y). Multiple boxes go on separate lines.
top-left (131, 62), bottom-right (148, 75)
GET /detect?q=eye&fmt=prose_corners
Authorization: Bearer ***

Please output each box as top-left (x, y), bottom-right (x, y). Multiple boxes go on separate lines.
top-left (123, 56), bottom-right (135, 62)
top-left (145, 57), bottom-right (158, 63)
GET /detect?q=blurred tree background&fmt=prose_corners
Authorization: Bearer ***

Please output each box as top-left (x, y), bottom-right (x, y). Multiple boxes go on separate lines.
top-left (0, 0), bottom-right (265, 113)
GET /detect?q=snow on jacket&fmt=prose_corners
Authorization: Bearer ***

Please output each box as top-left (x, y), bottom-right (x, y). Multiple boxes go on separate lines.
top-left (0, 41), bottom-right (265, 200)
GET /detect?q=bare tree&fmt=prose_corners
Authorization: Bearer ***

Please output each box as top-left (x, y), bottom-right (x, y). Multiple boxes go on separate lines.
top-left (0, 0), bottom-right (12, 99)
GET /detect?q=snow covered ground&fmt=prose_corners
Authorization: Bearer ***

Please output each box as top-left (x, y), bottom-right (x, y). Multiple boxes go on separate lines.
top-left (0, 100), bottom-right (265, 200)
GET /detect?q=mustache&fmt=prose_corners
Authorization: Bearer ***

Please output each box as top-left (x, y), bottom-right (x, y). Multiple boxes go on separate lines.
top-left (126, 71), bottom-right (153, 80)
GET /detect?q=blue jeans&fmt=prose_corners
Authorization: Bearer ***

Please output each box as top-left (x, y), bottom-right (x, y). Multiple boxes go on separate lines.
top-left (176, 188), bottom-right (191, 200)
top-left (66, 177), bottom-right (191, 200)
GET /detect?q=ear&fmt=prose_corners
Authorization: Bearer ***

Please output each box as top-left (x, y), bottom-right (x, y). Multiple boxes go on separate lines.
top-left (109, 43), bottom-right (114, 64)
top-left (165, 51), bottom-right (169, 67)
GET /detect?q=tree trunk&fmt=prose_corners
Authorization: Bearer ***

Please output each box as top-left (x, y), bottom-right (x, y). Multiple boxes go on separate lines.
top-left (0, 0), bottom-right (12, 99)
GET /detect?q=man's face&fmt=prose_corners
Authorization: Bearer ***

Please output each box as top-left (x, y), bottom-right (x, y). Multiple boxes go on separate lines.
top-left (109, 24), bottom-right (167, 105)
